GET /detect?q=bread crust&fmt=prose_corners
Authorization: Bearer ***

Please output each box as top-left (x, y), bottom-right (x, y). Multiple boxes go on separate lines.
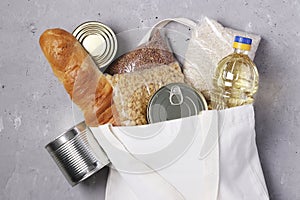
top-left (39, 28), bottom-right (116, 126)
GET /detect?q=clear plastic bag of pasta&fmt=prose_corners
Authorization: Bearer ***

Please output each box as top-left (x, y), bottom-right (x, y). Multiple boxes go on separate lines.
top-left (106, 62), bottom-right (184, 126)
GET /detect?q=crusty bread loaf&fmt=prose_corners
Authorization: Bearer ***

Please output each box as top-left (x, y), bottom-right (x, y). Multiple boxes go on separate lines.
top-left (39, 28), bottom-right (117, 126)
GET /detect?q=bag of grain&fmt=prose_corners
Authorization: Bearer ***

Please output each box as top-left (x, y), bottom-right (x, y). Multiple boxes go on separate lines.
top-left (105, 29), bottom-right (177, 75)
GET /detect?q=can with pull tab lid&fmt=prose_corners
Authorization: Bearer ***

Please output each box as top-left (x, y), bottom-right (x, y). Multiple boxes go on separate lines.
top-left (147, 83), bottom-right (208, 123)
top-left (45, 121), bottom-right (110, 186)
top-left (73, 21), bottom-right (118, 70)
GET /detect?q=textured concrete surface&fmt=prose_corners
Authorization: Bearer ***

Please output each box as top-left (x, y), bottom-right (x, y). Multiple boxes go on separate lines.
top-left (0, 0), bottom-right (299, 199)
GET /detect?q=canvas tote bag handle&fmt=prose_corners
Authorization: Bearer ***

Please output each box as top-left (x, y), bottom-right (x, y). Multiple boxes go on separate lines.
top-left (138, 17), bottom-right (197, 45)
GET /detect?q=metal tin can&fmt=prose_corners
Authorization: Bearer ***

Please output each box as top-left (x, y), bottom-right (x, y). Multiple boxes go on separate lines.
top-left (73, 21), bottom-right (118, 70)
top-left (45, 121), bottom-right (110, 186)
top-left (147, 83), bottom-right (208, 123)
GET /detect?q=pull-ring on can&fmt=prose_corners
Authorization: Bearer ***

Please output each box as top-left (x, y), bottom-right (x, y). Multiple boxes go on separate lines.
top-left (147, 83), bottom-right (208, 123)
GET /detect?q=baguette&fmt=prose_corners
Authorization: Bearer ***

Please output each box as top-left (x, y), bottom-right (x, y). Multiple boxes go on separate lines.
top-left (39, 28), bottom-right (117, 126)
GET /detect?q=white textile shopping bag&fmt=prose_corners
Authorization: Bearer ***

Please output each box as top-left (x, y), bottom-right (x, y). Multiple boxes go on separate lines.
top-left (90, 105), bottom-right (269, 200)
top-left (90, 17), bottom-right (268, 200)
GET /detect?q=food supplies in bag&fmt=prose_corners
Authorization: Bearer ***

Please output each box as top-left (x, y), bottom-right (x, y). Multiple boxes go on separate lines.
top-left (105, 29), bottom-right (176, 75)
top-left (183, 17), bottom-right (261, 103)
top-left (106, 62), bottom-right (184, 126)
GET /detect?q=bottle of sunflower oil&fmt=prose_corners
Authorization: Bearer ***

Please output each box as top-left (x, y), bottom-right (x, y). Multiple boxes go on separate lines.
top-left (211, 36), bottom-right (259, 110)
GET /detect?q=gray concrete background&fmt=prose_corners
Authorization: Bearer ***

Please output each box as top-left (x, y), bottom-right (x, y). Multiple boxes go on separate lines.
top-left (0, 0), bottom-right (299, 199)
